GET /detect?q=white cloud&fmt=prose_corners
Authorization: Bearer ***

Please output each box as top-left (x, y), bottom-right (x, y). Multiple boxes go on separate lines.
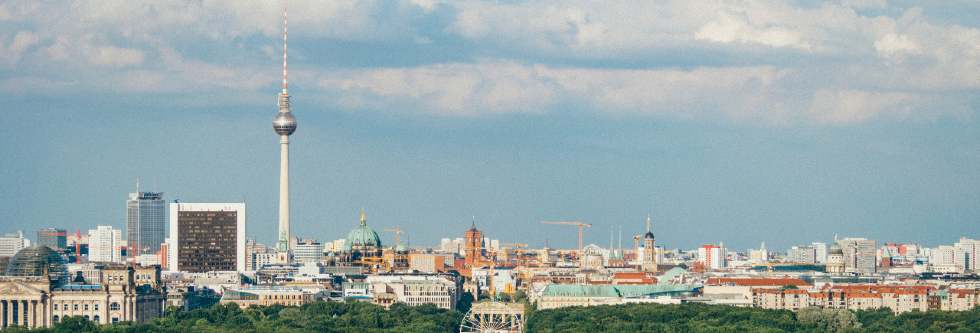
top-left (86, 45), bottom-right (145, 67)
top-left (874, 33), bottom-right (919, 57)
top-left (695, 12), bottom-right (811, 50)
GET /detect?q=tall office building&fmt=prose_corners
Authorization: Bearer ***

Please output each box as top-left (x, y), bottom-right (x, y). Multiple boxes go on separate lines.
top-left (127, 191), bottom-right (166, 257)
top-left (698, 244), bottom-right (726, 270)
top-left (954, 238), bottom-right (980, 272)
top-left (88, 225), bottom-right (123, 263)
top-left (294, 239), bottom-right (324, 264)
top-left (811, 242), bottom-right (828, 264)
top-left (788, 245), bottom-right (816, 264)
top-left (36, 228), bottom-right (67, 250)
top-left (273, 5), bottom-right (298, 253)
top-left (837, 237), bottom-right (876, 275)
top-left (168, 203), bottom-right (246, 273)
top-left (0, 231), bottom-right (31, 257)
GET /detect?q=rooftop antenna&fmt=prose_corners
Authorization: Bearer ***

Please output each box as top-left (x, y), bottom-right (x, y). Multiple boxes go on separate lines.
top-left (135, 177), bottom-right (140, 194)
top-left (645, 214), bottom-right (652, 233)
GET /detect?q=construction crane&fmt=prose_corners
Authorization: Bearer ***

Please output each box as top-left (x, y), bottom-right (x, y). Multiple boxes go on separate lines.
top-left (383, 227), bottom-right (404, 248)
top-left (541, 221), bottom-right (592, 253)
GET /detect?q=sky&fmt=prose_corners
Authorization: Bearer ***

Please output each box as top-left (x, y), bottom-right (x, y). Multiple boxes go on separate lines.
top-left (0, 0), bottom-right (978, 251)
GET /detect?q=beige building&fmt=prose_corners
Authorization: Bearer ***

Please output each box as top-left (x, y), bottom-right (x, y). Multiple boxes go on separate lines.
top-left (365, 275), bottom-right (458, 310)
top-left (753, 285), bottom-right (934, 313)
top-left (0, 246), bottom-right (165, 330)
top-left (219, 286), bottom-right (315, 308)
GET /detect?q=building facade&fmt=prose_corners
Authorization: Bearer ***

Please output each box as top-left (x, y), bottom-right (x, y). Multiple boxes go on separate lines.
top-left (0, 246), bottom-right (165, 329)
top-left (87, 226), bottom-right (123, 264)
top-left (0, 232), bottom-right (30, 258)
top-left (838, 238), bottom-right (876, 275)
top-left (167, 203), bottom-right (246, 273)
top-left (127, 191), bottom-right (166, 258)
top-left (36, 229), bottom-right (67, 251)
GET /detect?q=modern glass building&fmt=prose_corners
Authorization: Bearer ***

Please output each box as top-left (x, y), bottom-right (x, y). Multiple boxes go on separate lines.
top-left (37, 228), bottom-right (67, 250)
top-left (127, 192), bottom-right (166, 257)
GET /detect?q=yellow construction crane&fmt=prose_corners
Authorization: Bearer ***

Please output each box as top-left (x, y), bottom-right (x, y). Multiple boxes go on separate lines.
top-left (541, 221), bottom-right (592, 252)
top-left (383, 226), bottom-right (404, 248)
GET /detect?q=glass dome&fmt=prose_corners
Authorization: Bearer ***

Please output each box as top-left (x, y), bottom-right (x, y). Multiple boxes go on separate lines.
top-left (4, 245), bottom-right (69, 286)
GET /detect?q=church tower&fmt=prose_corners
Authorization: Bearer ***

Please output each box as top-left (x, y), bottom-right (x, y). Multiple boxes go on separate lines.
top-left (641, 215), bottom-right (658, 273)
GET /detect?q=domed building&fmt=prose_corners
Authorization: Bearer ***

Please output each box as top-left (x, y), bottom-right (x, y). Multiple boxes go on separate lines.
top-left (826, 244), bottom-right (846, 275)
top-left (343, 209), bottom-right (383, 266)
top-left (0, 246), bottom-right (166, 328)
top-left (4, 245), bottom-right (69, 287)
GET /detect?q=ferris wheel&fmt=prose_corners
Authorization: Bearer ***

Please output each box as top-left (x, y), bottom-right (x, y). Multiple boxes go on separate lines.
top-left (459, 301), bottom-right (525, 333)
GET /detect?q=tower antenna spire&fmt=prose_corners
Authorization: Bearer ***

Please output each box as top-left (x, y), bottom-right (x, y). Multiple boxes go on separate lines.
top-left (281, 1), bottom-right (288, 93)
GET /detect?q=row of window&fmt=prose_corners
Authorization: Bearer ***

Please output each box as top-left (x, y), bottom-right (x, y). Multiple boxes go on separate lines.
top-left (52, 315), bottom-right (120, 324)
top-left (52, 302), bottom-right (120, 311)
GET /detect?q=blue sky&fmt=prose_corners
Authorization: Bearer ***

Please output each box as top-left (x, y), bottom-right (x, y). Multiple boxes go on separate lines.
top-left (0, 0), bottom-right (978, 251)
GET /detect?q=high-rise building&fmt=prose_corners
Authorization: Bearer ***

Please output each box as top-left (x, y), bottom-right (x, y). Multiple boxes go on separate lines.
top-left (838, 238), bottom-right (876, 275)
top-left (37, 228), bottom-right (67, 250)
top-left (294, 239), bottom-right (324, 264)
top-left (273, 6), bottom-right (298, 254)
top-left (88, 226), bottom-right (123, 263)
top-left (127, 191), bottom-right (166, 257)
top-left (698, 244), bottom-right (726, 270)
top-left (168, 203), bottom-right (246, 273)
top-left (788, 245), bottom-right (816, 264)
top-left (0, 231), bottom-right (31, 257)
top-left (954, 238), bottom-right (980, 272)
top-left (812, 242), bottom-right (827, 264)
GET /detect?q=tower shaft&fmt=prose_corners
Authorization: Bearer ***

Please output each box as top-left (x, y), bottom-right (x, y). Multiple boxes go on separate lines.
top-left (277, 135), bottom-right (290, 252)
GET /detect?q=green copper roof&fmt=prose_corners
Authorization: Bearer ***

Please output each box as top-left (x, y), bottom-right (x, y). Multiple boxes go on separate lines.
top-left (541, 284), bottom-right (700, 298)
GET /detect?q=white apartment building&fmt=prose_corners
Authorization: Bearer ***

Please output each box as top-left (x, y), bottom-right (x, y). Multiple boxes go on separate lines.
top-left (88, 226), bottom-right (123, 263)
top-left (0, 231), bottom-right (31, 257)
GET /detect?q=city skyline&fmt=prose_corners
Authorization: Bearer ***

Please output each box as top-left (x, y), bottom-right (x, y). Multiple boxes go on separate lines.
top-left (2, 1), bottom-right (979, 250)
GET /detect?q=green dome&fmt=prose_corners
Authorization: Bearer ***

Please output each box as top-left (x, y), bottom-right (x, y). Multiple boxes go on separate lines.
top-left (344, 209), bottom-right (381, 252)
top-left (5, 245), bottom-right (69, 286)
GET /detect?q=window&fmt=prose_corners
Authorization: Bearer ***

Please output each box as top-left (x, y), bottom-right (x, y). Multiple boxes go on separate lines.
top-left (112, 317), bottom-right (119, 323)
top-left (93, 315), bottom-right (100, 322)
top-left (84, 315), bottom-right (90, 320)
top-left (84, 304), bottom-right (89, 311)
top-left (110, 302), bottom-right (120, 311)
top-left (73, 304), bottom-right (79, 311)
top-left (53, 316), bottom-right (60, 323)
top-left (94, 304), bottom-right (99, 311)
top-left (53, 304), bottom-right (59, 310)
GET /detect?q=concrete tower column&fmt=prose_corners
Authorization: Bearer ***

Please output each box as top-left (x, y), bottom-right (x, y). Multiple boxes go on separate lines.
top-left (27, 300), bottom-right (34, 328)
top-left (279, 135), bottom-right (290, 251)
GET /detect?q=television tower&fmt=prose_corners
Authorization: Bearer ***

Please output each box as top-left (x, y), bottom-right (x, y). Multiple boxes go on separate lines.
top-left (273, 3), bottom-right (297, 253)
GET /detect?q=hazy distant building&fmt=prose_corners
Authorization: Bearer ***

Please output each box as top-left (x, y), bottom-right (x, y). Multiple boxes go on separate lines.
top-left (699, 244), bottom-right (726, 270)
top-left (168, 203), bottom-right (246, 273)
top-left (788, 245), bottom-right (816, 264)
top-left (127, 191), bottom-right (166, 257)
top-left (37, 228), bottom-right (67, 250)
top-left (294, 239), bottom-right (324, 264)
top-left (811, 242), bottom-right (827, 264)
top-left (88, 226), bottom-right (123, 263)
top-left (0, 231), bottom-right (31, 257)
top-left (838, 238), bottom-right (876, 275)
top-left (826, 244), bottom-right (845, 275)
top-left (954, 238), bottom-right (980, 272)
top-left (464, 222), bottom-right (484, 267)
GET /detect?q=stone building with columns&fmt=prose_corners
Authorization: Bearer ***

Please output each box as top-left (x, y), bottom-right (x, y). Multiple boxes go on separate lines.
top-left (0, 245), bottom-right (165, 330)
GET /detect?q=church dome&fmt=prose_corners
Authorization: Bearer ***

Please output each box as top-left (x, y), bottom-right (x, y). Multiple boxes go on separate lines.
top-left (4, 245), bottom-right (69, 286)
top-left (344, 209), bottom-right (382, 252)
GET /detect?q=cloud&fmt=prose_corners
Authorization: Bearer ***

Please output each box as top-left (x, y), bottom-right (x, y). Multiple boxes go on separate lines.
top-left (1, 0), bottom-right (978, 126)
top-left (86, 45), bottom-right (145, 67)
top-left (695, 12), bottom-right (810, 50)
top-left (0, 31), bottom-right (39, 65)
top-left (874, 33), bottom-right (919, 57)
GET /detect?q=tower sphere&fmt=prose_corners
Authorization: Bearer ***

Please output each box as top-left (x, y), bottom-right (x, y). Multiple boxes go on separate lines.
top-left (273, 111), bottom-right (297, 136)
